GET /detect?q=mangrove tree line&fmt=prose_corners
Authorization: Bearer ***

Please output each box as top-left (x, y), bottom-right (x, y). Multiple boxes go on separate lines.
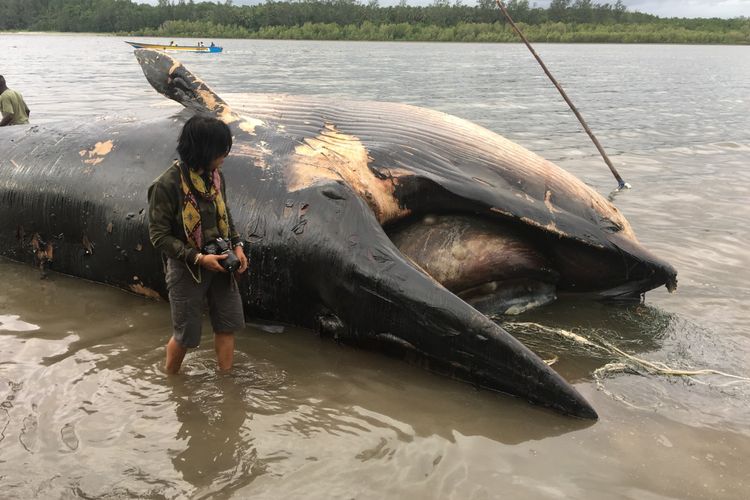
top-left (1, 0), bottom-right (748, 44)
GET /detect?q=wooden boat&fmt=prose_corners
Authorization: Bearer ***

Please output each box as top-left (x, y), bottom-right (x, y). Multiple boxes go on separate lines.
top-left (125, 41), bottom-right (223, 53)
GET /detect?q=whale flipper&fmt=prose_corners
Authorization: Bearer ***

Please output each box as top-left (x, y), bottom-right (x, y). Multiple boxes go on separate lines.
top-left (134, 48), bottom-right (265, 136)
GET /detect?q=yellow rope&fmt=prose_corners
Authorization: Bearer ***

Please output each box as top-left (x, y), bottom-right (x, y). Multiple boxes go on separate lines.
top-left (507, 321), bottom-right (750, 383)
top-left (603, 341), bottom-right (750, 381)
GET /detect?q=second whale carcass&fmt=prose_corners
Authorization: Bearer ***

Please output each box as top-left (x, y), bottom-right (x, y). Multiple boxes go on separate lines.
top-left (0, 50), bottom-right (677, 419)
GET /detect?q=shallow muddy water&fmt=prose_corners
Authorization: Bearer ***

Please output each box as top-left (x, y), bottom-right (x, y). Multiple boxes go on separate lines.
top-left (1, 35), bottom-right (749, 498)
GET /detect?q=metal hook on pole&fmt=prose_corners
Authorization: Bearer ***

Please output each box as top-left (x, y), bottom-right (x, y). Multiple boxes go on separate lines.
top-left (494, 0), bottom-right (631, 192)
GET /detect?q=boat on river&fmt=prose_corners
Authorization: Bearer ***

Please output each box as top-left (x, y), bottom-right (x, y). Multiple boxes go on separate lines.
top-left (125, 41), bottom-right (223, 53)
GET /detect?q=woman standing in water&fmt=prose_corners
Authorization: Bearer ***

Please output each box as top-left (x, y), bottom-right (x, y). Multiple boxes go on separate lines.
top-left (147, 115), bottom-right (248, 374)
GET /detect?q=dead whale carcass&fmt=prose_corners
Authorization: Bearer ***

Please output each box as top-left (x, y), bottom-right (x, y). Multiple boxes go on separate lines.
top-left (0, 49), bottom-right (678, 419)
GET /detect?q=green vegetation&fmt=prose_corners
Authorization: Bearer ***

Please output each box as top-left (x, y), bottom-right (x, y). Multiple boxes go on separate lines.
top-left (2, 0), bottom-right (748, 44)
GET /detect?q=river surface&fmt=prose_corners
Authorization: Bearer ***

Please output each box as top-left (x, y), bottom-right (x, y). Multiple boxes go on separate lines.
top-left (1, 34), bottom-right (749, 499)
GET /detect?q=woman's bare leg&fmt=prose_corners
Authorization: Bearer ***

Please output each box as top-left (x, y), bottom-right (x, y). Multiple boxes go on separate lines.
top-left (214, 331), bottom-right (235, 371)
top-left (165, 336), bottom-right (188, 374)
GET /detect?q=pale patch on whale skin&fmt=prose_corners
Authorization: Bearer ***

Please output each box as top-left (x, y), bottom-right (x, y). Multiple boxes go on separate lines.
top-left (238, 115), bottom-right (265, 135)
top-left (79, 140), bottom-right (114, 166)
top-left (287, 123), bottom-right (411, 224)
top-left (196, 87), bottom-right (221, 113)
top-left (545, 189), bottom-right (561, 214)
top-left (231, 143), bottom-right (269, 170)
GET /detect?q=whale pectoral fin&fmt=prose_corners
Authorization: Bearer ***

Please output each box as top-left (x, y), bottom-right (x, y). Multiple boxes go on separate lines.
top-left (134, 49), bottom-right (266, 136)
top-left (304, 183), bottom-right (597, 419)
top-left (133, 49), bottom-right (235, 120)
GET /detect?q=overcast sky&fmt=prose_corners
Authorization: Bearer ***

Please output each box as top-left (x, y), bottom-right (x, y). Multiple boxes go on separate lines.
top-left (532, 0), bottom-right (749, 18)
top-left (137, 1), bottom-right (750, 19)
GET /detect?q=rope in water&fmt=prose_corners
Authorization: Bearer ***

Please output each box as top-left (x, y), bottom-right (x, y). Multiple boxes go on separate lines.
top-left (510, 321), bottom-right (750, 383)
top-left (494, 0), bottom-right (631, 191)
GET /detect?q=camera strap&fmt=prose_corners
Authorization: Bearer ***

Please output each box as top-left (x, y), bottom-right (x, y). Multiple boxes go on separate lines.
top-left (186, 262), bottom-right (202, 284)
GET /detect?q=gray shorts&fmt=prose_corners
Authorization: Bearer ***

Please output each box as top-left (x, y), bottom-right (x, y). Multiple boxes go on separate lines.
top-left (165, 258), bottom-right (245, 348)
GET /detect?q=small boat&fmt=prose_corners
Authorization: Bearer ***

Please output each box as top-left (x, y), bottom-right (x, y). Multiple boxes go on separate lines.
top-left (125, 41), bottom-right (223, 53)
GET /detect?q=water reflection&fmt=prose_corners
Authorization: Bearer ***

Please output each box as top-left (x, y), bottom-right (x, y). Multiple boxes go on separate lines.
top-left (167, 370), bottom-right (264, 497)
top-left (0, 314), bottom-right (40, 332)
top-left (246, 326), bottom-right (594, 445)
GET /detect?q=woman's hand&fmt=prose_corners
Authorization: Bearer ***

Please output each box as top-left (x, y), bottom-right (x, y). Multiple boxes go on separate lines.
top-left (199, 253), bottom-right (229, 272)
top-left (234, 245), bottom-right (248, 274)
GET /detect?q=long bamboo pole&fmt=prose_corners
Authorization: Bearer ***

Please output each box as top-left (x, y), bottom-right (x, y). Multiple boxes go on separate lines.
top-left (494, 0), bottom-right (630, 190)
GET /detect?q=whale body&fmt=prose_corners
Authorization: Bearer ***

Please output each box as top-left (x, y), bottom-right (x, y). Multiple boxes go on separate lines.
top-left (0, 50), bottom-right (678, 419)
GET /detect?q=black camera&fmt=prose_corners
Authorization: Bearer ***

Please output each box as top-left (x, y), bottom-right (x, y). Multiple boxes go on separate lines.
top-left (202, 237), bottom-right (240, 273)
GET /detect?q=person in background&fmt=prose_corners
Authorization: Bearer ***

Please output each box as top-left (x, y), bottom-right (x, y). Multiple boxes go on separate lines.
top-left (148, 115), bottom-right (248, 374)
top-left (0, 75), bottom-right (30, 126)
top-left (169, 41), bottom-right (175, 46)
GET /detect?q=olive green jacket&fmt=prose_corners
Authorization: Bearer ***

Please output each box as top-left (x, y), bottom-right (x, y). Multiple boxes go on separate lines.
top-left (147, 162), bottom-right (241, 268)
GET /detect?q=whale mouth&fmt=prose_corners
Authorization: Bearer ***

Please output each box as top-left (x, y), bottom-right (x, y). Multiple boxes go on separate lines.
top-left (386, 213), bottom-right (675, 315)
top-left (387, 214), bottom-right (557, 306)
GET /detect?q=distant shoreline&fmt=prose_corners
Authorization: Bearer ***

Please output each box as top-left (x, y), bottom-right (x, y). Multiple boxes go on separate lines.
top-left (4, 27), bottom-right (748, 46)
top-left (4, 0), bottom-right (748, 45)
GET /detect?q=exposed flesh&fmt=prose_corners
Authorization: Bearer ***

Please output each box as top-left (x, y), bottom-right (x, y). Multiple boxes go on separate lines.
top-left (388, 214), bottom-right (558, 314)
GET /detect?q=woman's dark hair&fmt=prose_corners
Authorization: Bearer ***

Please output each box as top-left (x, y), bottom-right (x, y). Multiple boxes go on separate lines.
top-left (177, 115), bottom-right (232, 170)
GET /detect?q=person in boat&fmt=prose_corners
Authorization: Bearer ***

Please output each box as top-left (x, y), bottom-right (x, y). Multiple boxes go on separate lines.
top-left (198, 41), bottom-right (204, 48)
top-left (169, 41), bottom-right (175, 46)
top-left (210, 42), bottom-right (215, 48)
top-left (0, 75), bottom-right (30, 127)
top-left (148, 115), bottom-right (249, 374)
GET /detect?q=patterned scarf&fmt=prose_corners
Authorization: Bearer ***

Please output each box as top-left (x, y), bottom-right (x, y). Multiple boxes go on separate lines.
top-left (177, 161), bottom-right (229, 250)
